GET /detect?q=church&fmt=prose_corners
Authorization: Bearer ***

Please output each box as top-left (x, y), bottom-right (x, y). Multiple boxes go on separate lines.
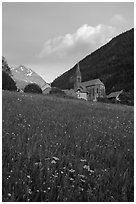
top-left (74, 63), bottom-right (106, 101)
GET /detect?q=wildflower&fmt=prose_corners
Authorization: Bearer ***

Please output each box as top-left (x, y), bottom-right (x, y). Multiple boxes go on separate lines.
top-left (79, 187), bottom-right (84, 191)
top-left (51, 160), bottom-right (57, 164)
top-left (69, 169), bottom-right (75, 173)
top-left (34, 162), bottom-right (42, 166)
top-left (78, 174), bottom-right (85, 178)
top-left (80, 159), bottom-right (87, 162)
top-left (8, 193), bottom-right (11, 197)
top-left (83, 165), bottom-right (90, 170)
top-left (83, 165), bottom-right (94, 173)
top-left (89, 169), bottom-right (95, 173)
top-left (81, 179), bottom-right (86, 183)
top-left (28, 188), bottom-right (32, 194)
top-left (52, 156), bottom-right (59, 161)
top-left (52, 174), bottom-right (58, 178)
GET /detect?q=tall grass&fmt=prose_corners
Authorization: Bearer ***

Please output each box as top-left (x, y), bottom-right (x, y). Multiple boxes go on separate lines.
top-left (2, 91), bottom-right (134, 201)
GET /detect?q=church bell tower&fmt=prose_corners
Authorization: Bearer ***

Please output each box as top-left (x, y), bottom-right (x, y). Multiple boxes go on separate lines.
top-left (74, 62), bottom-right (82, 90)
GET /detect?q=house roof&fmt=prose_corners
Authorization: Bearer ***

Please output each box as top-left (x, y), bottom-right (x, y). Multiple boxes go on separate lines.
top-left (41, 83), bottom-right (51, 91)
top-left (107, 90), bottom-right (123, 98)
top-left (81, 79), bottom-right (104, 87)
top-left (75, 84), bottom-right (87, 92)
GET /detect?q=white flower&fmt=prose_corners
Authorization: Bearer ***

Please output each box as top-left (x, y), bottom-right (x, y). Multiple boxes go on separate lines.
top-left (69, 169), bottom-right (75, 173)
top-left (52, 156), bottom-right (59, 161)
top-left (51, 160), bottom-right (57, 164)
top-left (80, 159), bottom-right (87, 162)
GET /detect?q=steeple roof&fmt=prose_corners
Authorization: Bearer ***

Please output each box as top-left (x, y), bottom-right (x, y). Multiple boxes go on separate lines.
top-left (76, 63), bottom-right (81, 77)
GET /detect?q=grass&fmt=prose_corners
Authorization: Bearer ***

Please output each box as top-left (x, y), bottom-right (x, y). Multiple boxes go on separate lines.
top-left (2, 90), bottom-right (134, 201)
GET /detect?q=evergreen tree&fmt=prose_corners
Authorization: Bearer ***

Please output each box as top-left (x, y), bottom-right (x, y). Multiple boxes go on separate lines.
top-left (2, 56), bottom-right (12, 76)
top-left (2, 71), bottom-right (17, 91)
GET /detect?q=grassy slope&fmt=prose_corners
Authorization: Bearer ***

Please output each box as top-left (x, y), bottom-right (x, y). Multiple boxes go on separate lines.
top-left (2, 91), bottom-right (134, 201)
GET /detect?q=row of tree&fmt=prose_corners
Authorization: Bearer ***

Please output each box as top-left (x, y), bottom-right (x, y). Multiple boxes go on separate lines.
top-left (2, 57), bottom-right (43, 94)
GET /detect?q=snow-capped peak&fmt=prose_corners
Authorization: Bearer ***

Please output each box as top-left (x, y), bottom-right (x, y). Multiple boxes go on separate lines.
top-left (11, 64), bottom-right (47, 90)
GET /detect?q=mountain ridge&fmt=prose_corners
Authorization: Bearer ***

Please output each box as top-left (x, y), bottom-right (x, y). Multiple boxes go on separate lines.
top-left (51, 28), bottom-right (134, 95)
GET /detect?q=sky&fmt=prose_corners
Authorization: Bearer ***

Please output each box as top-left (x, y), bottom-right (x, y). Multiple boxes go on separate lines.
top-left (2, 2), bottom-right (134, 83)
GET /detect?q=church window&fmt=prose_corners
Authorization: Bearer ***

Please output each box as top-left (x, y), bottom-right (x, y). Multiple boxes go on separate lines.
top-left (92, 88), bottom-right (94, 96)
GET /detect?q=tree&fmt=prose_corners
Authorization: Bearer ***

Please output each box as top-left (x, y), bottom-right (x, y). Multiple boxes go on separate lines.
top-left (2, 56), bottom-right (12, 76)
top-left (2, 71), bottom-right (17, 91)
top-left (24, 83), bottom-right (42, 94)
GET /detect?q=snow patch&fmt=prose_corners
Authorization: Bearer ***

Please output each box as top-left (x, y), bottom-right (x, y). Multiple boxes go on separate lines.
top-left (20, 66), bottom-right (24, 71)
top-left (27, 71), bottom-right (33, 76)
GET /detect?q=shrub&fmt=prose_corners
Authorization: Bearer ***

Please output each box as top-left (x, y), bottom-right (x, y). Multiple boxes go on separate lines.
top-left (2, 71), bottom-right (17, 91)
top-left (119, 92), bottom-right (134, 106)
top-left (24, 83), bottom-right (42, 94)
top-left (50, 87), bottom-right (66, 95)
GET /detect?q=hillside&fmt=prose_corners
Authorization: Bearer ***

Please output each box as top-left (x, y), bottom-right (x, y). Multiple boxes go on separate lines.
top-left (51, 28), bottom-right (134, 95)
top-left (3, 91), bottom-right (134, 201)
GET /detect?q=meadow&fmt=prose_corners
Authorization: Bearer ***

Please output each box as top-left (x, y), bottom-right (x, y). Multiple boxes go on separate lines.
top-left (2, 91), bottom-right (134, 201)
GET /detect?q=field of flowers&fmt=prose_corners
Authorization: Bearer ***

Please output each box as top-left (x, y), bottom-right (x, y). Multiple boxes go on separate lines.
top-left (2, 91), bottom-right (134, 201)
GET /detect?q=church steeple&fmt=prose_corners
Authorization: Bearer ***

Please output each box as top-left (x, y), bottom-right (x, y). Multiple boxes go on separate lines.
top-left (74, 62), bottom-right (82, 90)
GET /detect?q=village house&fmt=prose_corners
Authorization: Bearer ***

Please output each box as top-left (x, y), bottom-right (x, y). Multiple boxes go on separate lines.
top-left (73, 63), bottom-right (106, 101)
top-left (41, 83), bottom-right (51, 94)
top-left (107, 90), bottom-right (123, 102)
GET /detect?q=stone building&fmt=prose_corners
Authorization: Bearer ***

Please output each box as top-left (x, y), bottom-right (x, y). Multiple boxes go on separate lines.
top-left (74, 63), bottom-right (106, 101)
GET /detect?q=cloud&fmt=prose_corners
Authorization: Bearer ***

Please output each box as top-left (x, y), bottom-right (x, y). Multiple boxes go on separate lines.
top-left (39, 23), bottom-right (118, 61)
top-left (110, 14), bottom-right (127, 26)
